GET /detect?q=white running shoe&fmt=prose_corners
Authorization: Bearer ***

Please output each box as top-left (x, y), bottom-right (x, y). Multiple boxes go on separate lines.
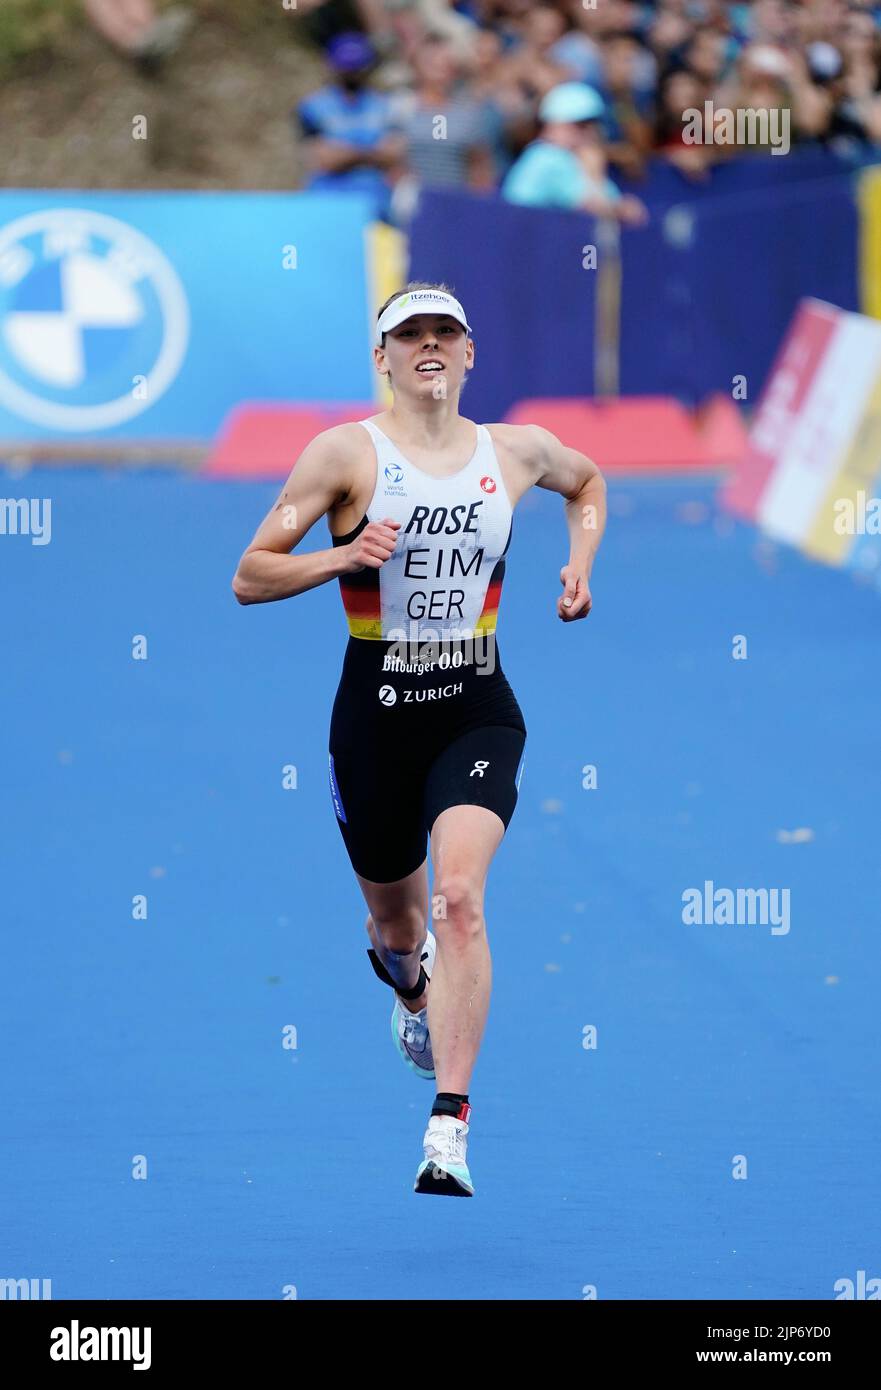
top-left (414, 1113), bottom-right (474, 1197)
top-left (391, 931), bottom-right (436, 1080)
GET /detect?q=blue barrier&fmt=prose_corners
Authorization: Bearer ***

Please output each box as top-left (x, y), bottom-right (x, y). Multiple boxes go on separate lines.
top-left (619, 146), bottom-right (880, 206)
top-left (2, 161), bottom-right (867, 441)
top-left (619, 175), bottom-right (860, 404)
top-left (408, 190), bottom-right (598, 423)
top-left (408, 157), bottom-right (864, 416)
top-left (0, 190), bottom-right (376, 441)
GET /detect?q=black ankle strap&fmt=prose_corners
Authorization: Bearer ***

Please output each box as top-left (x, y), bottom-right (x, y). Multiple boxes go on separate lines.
top-left (367, 948), bottom-right (427, 1001)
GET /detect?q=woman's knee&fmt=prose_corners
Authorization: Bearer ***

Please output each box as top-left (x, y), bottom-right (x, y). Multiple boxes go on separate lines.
top-left (368, 902), bottom-right (426, 953)
top-left (432, 874), bottom-right (485, 938)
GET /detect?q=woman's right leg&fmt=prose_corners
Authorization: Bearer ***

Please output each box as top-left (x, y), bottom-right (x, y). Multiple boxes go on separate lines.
top-left (328, 637), bottom-right (432, 1011)
top-left (356, 859), bottom-right (431, 1012)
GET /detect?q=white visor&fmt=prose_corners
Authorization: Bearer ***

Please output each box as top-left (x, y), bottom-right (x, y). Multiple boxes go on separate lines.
top-left (375, 290), bottom-right (472, 346)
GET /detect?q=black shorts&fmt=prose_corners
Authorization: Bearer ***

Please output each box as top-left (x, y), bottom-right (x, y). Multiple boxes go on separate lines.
top-left (328, 634), bottom-right (527, 883)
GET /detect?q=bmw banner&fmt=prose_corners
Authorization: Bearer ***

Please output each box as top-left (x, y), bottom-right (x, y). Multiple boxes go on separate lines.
top-left (0, 191), bottom-right (376, 442)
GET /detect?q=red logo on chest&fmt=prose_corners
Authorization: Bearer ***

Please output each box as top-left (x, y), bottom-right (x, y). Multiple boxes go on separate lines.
top-left (480, 475), bottom-right (497, 494)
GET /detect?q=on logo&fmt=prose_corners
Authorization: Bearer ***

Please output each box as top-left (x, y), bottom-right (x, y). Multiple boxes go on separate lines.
top-left (378, 685), bottom-right (397, 706)
top-left (469, 759), bottom-right (490, 777)
top-left (480, 476), bottom-right (496, 493)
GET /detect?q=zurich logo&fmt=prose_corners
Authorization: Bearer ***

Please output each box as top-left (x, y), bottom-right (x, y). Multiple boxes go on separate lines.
top-left (0, 208), bottom-right (189, 431)
top-left (384, 462), bottom-right (404, 484)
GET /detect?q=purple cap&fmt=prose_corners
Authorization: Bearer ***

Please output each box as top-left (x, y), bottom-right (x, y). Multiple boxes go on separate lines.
top-left (326, 31), bottom-right (375, 72)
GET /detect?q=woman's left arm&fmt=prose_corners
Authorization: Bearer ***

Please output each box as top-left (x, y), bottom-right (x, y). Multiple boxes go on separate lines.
top-left (531, 424), bottom-right (607, 622)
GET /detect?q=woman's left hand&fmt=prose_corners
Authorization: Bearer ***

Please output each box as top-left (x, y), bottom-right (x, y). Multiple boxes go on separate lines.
top-left (557, 566), bottom-right (592, 621)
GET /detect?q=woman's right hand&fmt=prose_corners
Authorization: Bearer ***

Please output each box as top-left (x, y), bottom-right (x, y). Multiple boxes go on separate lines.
top-left (342, 518), bottom-right (401, 573)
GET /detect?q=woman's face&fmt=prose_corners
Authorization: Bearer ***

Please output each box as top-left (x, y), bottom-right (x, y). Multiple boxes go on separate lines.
top-left (376, 316), bottom-right (473, 399)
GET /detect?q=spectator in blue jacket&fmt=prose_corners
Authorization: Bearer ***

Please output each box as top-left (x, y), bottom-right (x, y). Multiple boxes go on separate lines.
top-left (295, 31), bottom-right (405, 217)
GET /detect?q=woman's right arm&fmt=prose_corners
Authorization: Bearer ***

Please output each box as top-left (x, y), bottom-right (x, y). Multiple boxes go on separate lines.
top-left (231, 427), bottom-right (354, 605)
top-left (231, 426), bottom-right (399, 605)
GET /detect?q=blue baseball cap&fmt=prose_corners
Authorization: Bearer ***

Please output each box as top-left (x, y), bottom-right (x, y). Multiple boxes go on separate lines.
top-left (539, 82), bottom-right (606, 124)
top-left (326, 31), bottom-right (375, 72)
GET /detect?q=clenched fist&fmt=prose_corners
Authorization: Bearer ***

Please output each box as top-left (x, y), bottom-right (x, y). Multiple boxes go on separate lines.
top-left (342, 517), bottom-right (401, 573)
top-left (557, 565), bottom-right (592, 621)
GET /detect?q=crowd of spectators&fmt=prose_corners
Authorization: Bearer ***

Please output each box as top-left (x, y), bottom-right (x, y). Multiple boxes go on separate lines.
top-left (293, 0), bottom-right (881, 222)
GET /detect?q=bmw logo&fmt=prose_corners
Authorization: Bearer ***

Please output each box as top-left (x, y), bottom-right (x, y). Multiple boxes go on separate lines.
top-left (378, 685), bottom-right (397, 706)
top-left (0, 208), bottom-right (189, 430)
top-left (384, 463), bottom-right (404, 484)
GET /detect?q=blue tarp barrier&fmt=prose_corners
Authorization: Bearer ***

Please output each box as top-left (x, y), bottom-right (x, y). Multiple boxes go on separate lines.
top-left (409, 190), bottom-right (598, 423)
top-left (408, 157), bottom-right (864, 415)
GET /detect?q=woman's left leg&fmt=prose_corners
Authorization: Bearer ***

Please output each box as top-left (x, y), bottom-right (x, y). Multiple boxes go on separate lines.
top-left (426, 803), bottom-right (506, 1095)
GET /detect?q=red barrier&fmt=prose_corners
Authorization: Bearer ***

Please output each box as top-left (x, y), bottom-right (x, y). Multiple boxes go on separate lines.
top-left (201, 402), bottom-right (375, 479)
top-left (504, 395), bottom-right (747, 471)
top-left (202, 394), bottom-right (747, 479)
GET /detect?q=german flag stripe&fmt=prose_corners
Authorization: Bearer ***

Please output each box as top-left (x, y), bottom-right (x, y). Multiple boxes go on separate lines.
top-left (347, 616), bottom-right (385, 640)
top-left (339, 584), bottom-right (381, 619)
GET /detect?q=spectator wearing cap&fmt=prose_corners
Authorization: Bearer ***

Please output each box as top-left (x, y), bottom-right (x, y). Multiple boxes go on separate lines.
top-left (294, 31), bottom-right (405, 216)
top-left (502, 81), bottom-right (648, 222)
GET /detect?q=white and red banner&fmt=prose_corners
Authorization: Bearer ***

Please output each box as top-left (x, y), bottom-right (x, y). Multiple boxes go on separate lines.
top-left (721, 298), bottom-right (881, 580)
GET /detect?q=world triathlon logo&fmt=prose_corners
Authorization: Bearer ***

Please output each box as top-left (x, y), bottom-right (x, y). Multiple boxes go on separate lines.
top-left (0, 208), bottom-right (189, 431)
top-left (384, 463), bottom-right (404, 484)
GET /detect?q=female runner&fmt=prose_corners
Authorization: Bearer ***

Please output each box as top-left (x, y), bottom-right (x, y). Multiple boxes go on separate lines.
top-left (233, 283), bottom-right (606, 1195)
